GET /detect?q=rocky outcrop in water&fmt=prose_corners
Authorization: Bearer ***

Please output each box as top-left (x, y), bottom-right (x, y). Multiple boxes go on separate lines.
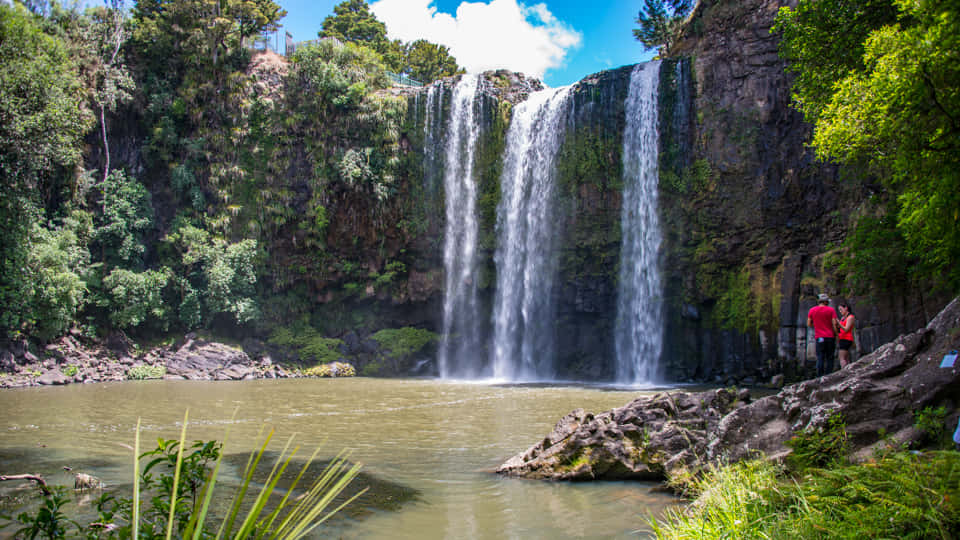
top-left (498, 297), bottom-right (960, 483)
top-left (496, 388), bottom-right (746, 481)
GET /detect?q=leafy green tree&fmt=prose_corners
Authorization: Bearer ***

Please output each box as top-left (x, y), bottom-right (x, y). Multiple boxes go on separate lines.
top-left (776, 0), bottom-right (960, 291)
top-left (26, 212), bottom-right (93, 341)
top-left (772, 0), bottom-right (900, 123)
top-left (320, 0), bottom-right (423, 73)
top-left (0, 3), bottom-right (91, 338)
top-left (130, 0), bottom-right (285, 204)
top-left (164, 224), bottom-right (259, 327)
top-left (320, 0), bottom-right (389, 50)
top-left (102, 268), bottom-right (169, 329)
top-left (403, 39), bottom-right (464, 83)
top-left (633, 0), bottom-right (694, 55)
top-left (94, 170), bottom-right (152, 267)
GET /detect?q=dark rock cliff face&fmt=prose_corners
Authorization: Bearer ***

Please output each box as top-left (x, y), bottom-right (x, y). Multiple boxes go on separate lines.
top-left (656, 0), bottom-right (951, 382)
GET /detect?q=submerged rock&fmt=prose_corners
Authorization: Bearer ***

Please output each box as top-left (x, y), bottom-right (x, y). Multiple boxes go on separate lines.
top-left (498, 297), bottom-right (960, 483)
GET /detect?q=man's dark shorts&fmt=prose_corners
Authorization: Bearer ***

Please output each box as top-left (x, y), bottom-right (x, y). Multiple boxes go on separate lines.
top-left (816, 337), bottom-right (836, 376)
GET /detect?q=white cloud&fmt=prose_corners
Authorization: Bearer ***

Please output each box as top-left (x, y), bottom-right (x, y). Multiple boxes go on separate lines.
top-left (370, 0), bottom-right (581, 81)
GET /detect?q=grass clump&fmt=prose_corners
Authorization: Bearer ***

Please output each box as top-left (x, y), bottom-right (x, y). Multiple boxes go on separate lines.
top-left (62, 365), bottom-right (78, 377)
top-left (127, 364), bottom-right (166, 380)
top-left (649, 451), bottom-right (960, 540)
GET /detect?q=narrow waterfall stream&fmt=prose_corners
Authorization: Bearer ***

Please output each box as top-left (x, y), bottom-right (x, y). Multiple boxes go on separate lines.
top-left (614, 61), bottom-right (664, 384)
top-left (490, 86), bottom-right (573, 381)
top-left (422, 81), bottom-right (445, 196)
top-left (437, 75), bottom-right (483, 378)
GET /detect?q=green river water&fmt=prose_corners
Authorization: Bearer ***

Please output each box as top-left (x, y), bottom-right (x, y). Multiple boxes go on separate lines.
top-left (0, 378), bottom-right (679, 539)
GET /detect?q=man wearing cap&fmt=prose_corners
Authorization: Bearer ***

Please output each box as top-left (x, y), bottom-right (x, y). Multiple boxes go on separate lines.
top-left (807, 293), bottom-right (839, 377)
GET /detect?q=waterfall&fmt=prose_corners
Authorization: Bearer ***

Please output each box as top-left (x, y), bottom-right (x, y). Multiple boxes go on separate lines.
top-left (423, 81), bottom-right (445, 195)
top-left (437, 74), bottom-right (483, 378)
top-left (490, 85), bottom-right (573, 381)
top-left (614, 61), bottom-right (664, 384)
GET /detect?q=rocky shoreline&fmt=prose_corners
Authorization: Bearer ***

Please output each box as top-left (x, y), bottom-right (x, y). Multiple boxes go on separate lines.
top-left (0, 333), bottom-right (350, 389)
top-left (497, 296), bottom-right (960, 485)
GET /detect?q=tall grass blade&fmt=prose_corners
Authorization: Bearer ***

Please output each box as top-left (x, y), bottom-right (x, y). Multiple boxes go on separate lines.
top-left (254, 447), bottom-right (323, 540)
top-left (220, 427), bottom-right (274, 539)
top-left (235, 435), bottom-right (299, 539)
top-left (166, 410), bottom-right (189, 540)
top-left (133, 417), bottom-right (141, 540)
top-left (293, 463), bottom-right (366, 539)
top-left (185, 411), bottom-right (235, 540)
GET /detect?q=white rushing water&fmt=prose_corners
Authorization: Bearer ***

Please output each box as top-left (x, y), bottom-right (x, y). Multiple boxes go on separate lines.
top-left (423, 81), bottom-right (444, 195)
top-left (615, 61), bottom-right (664, 384)
top-left (438, 75), bottom-right (484, 378)
top-left (490, 85), bottom-right (573, 381)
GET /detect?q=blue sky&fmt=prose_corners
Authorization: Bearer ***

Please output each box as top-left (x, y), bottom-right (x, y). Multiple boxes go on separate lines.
top-left (276, 0), bottom-right (655, 87)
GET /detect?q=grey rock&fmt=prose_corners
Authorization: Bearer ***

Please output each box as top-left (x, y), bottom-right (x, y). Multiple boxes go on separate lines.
top-left (0, 350), bottom-right (16, 372)
top-left (220, 364), bottom-right (257, 380)
top-left (37, 370), bottom-right (70, 386)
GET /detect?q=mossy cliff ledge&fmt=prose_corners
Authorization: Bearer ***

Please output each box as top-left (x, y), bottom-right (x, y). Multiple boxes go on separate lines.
top-left (497, 296), bottom-right (960, 483)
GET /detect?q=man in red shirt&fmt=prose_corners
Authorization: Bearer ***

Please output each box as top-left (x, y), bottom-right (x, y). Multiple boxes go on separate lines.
top-left (807, 293), bottom-right (838, 377)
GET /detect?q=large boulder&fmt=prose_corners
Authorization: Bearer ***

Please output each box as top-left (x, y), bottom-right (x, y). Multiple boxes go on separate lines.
top-left (497, 388), bottom-right (745, 480)
top-left (498, 297), bottom-right (960, 482)
top-left (163, 338), bottom-right (256, 380)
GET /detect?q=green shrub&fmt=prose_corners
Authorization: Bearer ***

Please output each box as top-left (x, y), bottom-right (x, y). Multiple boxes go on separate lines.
top-left (269, 324), bottom-right (344, 365)
top-left (915, 405), bottom-right (949, 448)
top-left (25, 213), bottom-right (92, 341)
top-left (62, 365), bottom-right (78, 377)
top-left (102, 268), bottom-right (170, 329)
top-left (650, 451), bottom-right (960, 540)
top-left (127, 364), bottom-right (166, 380)
top-left (360, 360), bottom-right (383, 377)
top-left (785, 412), bottom-right (849, 471)
top-left (371, 327), bottom-right (437, 359)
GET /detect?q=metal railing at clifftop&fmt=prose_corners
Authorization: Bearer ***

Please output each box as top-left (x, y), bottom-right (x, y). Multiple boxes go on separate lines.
top-left (386, 72), bottom-right (423, 87)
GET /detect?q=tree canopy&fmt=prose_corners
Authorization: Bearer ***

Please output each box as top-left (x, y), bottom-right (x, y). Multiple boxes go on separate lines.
top-left (633, 0), bottom-right (694, 56)
top-left (403, 40), bottom-right (464, 83)
top-left (0, 3), bottom-right (92, 338)
top-left (320, 0), bottom-right (388, 48)
top-left (319, 0), bottom-right (463, 83)
top-left (775, 0), bottom-right (960, 291)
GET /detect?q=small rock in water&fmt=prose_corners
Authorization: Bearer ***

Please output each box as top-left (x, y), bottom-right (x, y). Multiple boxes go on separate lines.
top-left (74, 473), bottom-right (102, 490)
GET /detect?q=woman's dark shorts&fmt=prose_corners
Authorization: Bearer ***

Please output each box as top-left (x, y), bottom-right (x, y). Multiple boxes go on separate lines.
top-left (838, 339), bottom-right (853, 351)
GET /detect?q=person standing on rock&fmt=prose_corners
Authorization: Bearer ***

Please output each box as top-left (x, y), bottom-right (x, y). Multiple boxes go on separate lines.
top-left (807, 293), bottom-right (838, 377)
top-left (836, 302), bottom-right (856, 368)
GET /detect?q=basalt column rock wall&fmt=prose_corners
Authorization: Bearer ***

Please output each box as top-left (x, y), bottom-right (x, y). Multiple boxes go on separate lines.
top-left (657, 0), bottom-right (951, 383)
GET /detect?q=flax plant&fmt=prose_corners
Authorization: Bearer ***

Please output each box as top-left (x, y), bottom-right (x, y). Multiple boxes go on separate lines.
top-left (129, 411), bottom-right (365, 539)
